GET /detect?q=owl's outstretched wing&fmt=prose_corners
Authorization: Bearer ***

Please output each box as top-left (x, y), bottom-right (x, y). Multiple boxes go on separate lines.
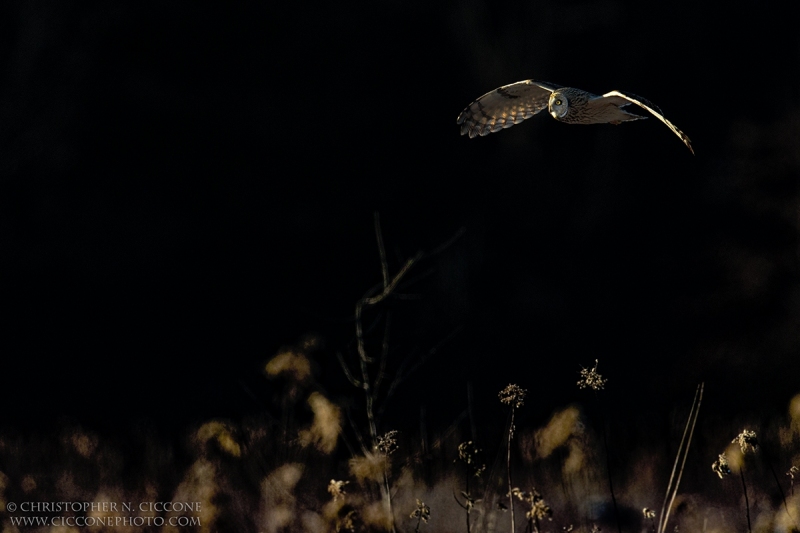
top-left (457, 80), bottom-right (561, 138)
top-left (596, 90), bottom-right (694, 154)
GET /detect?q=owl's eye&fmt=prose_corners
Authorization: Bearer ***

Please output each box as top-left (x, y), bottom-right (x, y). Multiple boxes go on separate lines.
top-left (555, 99), bottom-right (563, 106)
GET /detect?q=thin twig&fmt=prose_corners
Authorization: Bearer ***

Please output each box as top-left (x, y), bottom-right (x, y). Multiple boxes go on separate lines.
top-left (374, 212), bottom-right (390, 289)
top-left (765, 455), bottom-right (798, 530)
top-left (400, 326), bottom-right (464, 381)
top-left (378, 325), bottom-right (463, 419)
top-left (468, 381), bottom-right (477, 443)
top-left (336, 351), bottom-right (362, 388)
top-left (660, 382), bottom-right (704, 533)
top-left (740, 467), bottom-right (752, 533)
top-left (455, 489), bottom-right (469, 510)
top-left (465, 473), bottom-right (473, 533)
top-left (507, 405), bottom-right (517, 533)
top-left (481, 412), bottom-right (513, 529)
top-left (596, 392), bottom-right (622, 533)
top-left (383, 468), bottom-right (396, 532)
top-left (426, 225), bottom-right (467, 256)
top-left (345, 407), bottom-right (370, 455)
top-left (373, 314), bottom-right (391, 397)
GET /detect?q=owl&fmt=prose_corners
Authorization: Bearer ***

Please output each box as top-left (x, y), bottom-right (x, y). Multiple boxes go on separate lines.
top-left (457, 80), bottom-right (693, 153)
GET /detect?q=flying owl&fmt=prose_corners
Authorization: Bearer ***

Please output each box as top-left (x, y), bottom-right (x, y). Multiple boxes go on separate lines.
top-left (457, 80), bottom-right (693, 153)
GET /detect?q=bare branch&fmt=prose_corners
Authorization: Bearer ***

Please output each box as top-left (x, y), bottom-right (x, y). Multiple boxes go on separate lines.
top-left (363, 252), bottom-right (423, 308)
top-left (345, 406), bottom-right (370, 456)
top-left (454, 490), bottom-right (469, 510)
top-left (345, 216), bottom-right (463, 447)
top-left (374, 212), bottom-right (390, 289)
top-left (373, 314), bottom-right (391, 398)
top-left (336, 351), bottom-right (362, 388)
top-left (378, 325), bottom-right (463, 419)
top-left (390, 266), bottom-right (436, 293)
top-left (354, 254), bottom-right (419, 366)
top-left (426, 225), bottom-right (467, 257)
top-left (390, 293), bottom-right (423, 300)
top-left (354, 250), bottom-right (423, 442)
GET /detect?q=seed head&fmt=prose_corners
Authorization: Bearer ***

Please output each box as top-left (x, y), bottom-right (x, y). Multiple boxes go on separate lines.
top-left (457, 441), bottom-right (486, 477)
top-left (512, 487), bottom-right (552, 522)
top-left (577, 360), bottom-right (607, 391)
top-left (712, 453), bottom-right (731, 478)
top-left (457, 441), bottom-right (479, 464)
top-left (410, 499), bottom-right (431, 523)
top-left (328, 479), bottom-right (349, 501)
top-left (499, 384), bottom-right (527, 408)
top-left (732, 429), bottom-right (758, 454)
top-left (376, 430), bottom-right (399, 456)
top-left (337, 509), bottom-right (357, 532)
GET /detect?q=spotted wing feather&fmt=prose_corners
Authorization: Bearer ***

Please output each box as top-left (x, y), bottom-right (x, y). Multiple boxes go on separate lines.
top-left (457, 80), bottom-right (561, 138)
top-left (597, 90), bottom-right (694, 154)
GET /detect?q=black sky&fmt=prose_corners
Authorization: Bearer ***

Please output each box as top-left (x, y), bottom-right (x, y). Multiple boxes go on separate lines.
top-left (0, 0), bottom-right (797, 438)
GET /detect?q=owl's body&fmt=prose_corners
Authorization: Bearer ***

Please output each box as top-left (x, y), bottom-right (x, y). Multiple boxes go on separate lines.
top-left (550, 87), bottom-right (642, 125)
top-left (457, 79), bottom-right (693, 153)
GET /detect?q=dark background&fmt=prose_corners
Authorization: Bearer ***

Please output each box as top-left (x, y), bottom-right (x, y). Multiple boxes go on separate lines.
top-left (0, 0), bottom-right (797, 441)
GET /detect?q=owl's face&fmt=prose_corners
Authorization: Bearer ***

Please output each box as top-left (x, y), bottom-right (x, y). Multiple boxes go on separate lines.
top-left (548, 92), bottom-right (569, 119)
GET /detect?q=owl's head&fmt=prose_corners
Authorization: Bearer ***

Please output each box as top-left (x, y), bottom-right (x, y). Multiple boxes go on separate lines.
top-left (548, 92), bottom-right (569, 119)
